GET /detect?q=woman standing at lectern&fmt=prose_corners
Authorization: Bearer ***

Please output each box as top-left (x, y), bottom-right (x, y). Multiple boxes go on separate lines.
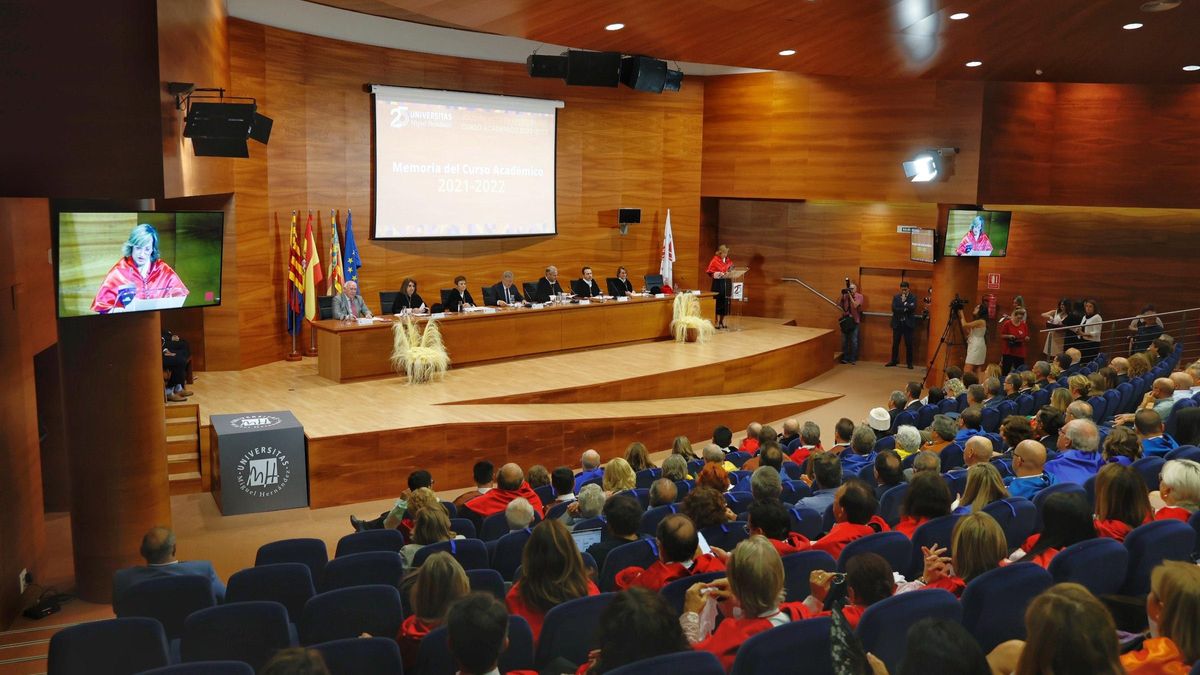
top-left (706, 245), bottom-right (734, 329)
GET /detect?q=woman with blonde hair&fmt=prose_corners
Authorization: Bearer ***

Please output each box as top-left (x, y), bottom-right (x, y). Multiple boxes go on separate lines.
top-left (1019, 369), bottom-right (1037, 393)
top-left (623, 442), bottom-right (655, 473)
top-left (386, 486), bottom-right (441, 535)
top-left (955, 463), bottom-right (1009, 514)
top-left (671, 435), bottom-right (699, 461)
top-left (1121, 561), bottom-right (1200, 672)
top-left (397, 552), bottom-right (469, 669)
top-left (506, 519), bottom-right (599, 641)
top-left (1102, 426), bottom-right (1141, 466)
top-left (1129, 352), bottom-right (1152, 379)
top-left (602, 457), bottom-right (636, 495)
top-left (987, 583), bottom-right (1123, 675)
top-left (1068, 374), bottom-right (1092, 401)
top-left (912, 511), bottom-right (1007, 596)
top-left (1050, 387), bottom-right (1073, 414)
top-left (400, 507), bottom-right (461, 569)
top-left (943, 377), bottom-right (967, 398)
top-left (661, 455), bottom-right (689, 482)
top-left (681, 536), bottom-right (815, 670)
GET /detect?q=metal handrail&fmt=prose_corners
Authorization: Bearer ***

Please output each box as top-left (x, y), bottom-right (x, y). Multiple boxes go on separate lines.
top-left (780, 277), bottom-right (842, 312)
top-left (1037, 307), bottom-right (1199, 334)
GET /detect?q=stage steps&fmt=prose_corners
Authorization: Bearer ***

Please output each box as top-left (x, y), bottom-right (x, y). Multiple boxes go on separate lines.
top-left (165, 404), bottom-right (202, 495)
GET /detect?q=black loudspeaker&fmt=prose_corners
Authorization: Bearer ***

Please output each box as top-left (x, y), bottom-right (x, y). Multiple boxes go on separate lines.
top-left (249, 113), bottom-right (273, 145)
top-left (618, 208), bottom-right (641, 224)
top-left (620, 56), bottom-right (668, 93)
top-left (664, 69), bottom-right (684, 92)
top-left (184, 102), bottom-right (255, 157)
top-left (527, 54), bottom-right (568, 78)
top-left (565, 50), bottom-right (621, 87)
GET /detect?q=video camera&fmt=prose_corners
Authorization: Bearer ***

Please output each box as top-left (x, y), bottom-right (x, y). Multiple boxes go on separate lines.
top-left (841, 277), bottom-right (851, 295)
top-left (949, 294), bottom-right (967, 312)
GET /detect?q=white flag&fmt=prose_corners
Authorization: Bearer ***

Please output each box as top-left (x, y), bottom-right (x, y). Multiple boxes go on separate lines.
top-left (659, 209), bottom-right (675, 288)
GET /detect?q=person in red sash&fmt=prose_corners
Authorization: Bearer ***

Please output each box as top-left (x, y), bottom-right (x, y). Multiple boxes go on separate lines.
top-left (909, 512), bottom-right (1007, 597)
top-left (396, 552), bottom-right (468, 669)
top-left (1154, 459), bottom-right (1200, 523)
top-left (463, 463), bottom-right (544, 520)
top-left (894, 472), bottom-right (953, 539)
top-left (811, 480), bottom-right (890, 559)
top-left (506, 519), bottom-right (599, 642)
top-left (91, 224), bottom-right (188, 313)
top-left (615, 514), bottom-right (725, 592)
top-left (954, 214), bottom-right (993, 256)
top-left (1094, 463), bottom-right (1152, 542)
top-left (746, 499), bottom-right (811, 556)
top-left (1007, 492), bottom-right (1093, 569)
top-left (705, 244), bottom-right (734, 329)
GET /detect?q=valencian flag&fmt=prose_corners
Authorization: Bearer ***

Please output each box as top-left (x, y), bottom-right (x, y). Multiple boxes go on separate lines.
top-left (286, 212), bottom-right (304, 336)
top-left (302, 213), bottom-right (324, 321)
top-left (659, 208), bottom-right (675, 288)
top-left (343, 210), bottom-right (362, 283)
top-left (327, 209), bottom-right (344, 295)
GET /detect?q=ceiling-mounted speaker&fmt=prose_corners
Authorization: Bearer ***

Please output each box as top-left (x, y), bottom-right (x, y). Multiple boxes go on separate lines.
top-left (565, 50), bottom-right (622, 87)
top-left (527, 54), bottom-right (568, 78)
top-left (620, 56), bottom-right (668, 93)
top-left (663, 69), bottom-right (684, 92)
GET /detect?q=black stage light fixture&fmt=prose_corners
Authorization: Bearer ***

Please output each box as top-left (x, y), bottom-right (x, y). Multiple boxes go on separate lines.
top-left (565, 50), bottom-right (622, 87)
top-left (663, 69), bottom-right (684, 92)
top-left (176, 85), bottom-right (274, 158)
top-left (620, 56), bottom-right (668, 93)
top-left (527, 54), bottom-right (569, 78)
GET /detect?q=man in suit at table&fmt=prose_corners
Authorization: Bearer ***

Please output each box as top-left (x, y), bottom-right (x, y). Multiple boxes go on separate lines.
top-left (535, 265), bottom-right (564, 302)
top-left (488, 270), bottom-right (524, 307)
top-left (573, 266), bottom-right (603, 298)
top-left (112, 527), bottom-right (226, 604)
top-left (331, 280), bottom-right (372, 320)
top-left (445, 275), bottom-right (476, 313)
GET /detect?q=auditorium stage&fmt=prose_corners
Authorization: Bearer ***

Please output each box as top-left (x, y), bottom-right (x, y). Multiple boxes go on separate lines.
top-left (186, 317), bottom-right (840, 508)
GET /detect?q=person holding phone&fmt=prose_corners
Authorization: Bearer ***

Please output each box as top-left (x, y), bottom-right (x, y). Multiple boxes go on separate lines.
top-left (839, 280), bottom-right (864, 364)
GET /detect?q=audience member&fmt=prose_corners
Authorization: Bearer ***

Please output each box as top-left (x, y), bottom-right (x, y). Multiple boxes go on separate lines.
top-left (966, 384), bottom-right (987, 408)
top-left (1110, 356), bottom-right (1130, 384)
top-left (586, 495), bottom-right (646, 571)
top-left (999, 415), bottom-right (1035, 452)
top-left (1005, 440), bottom-right (1054, 498)
top-left (446, 593), bottom-right (512, 675)
top-left (779, 418), bottom-right (801, 450)
top-left (887, 391), bottom-right (907, 426)
top-left (546, 466), bottom-right (576, 514)
top-left (453, 461), bottom-right (495, 508)
top-left (986, 584), bottom-right (1122, 675)
top-left (702, 443), bottom-right (737, 472)
top-left (829, 417), bottom-right (855, 455)
top-left (894, 618), bottom-right (990, 675)
top-left (682, 536), bottom-right (814, 670)
top-left (868, 407), bottom-right (892, 439)
top-left (789, 421), bottom-right (823, 464)
top-left (602, 457), bottom-right (636, 494)
top-left (400, 506), bottom-right (463, 569)
top-left (1135, 409), bottom-right (1179, 457)
top-left (112, 526), bottom-right (226, 603)
top-left (797, 452), bottom-right (842, 514)
top-left (1128, 352), bottom-right (1152, 378)
top-left (463, 463), bottom-right (544, 520)
top-left (1018, 370), bottom-right (1036, 393)
top-left (841, 424), bottom-right (878, 475)
top-left (1065, 400), bottom-right (1093, 423)
top-left (747, 498), bottom-right (809, 555)
top-left (563, 484), bottom-right (605, 528)
top-left (1153, 459), bottom-right (1200, 522)
top-left (351, 470), bottom-right (434, 531)
top-left (578, 588), bottom-right (688, 675)
top-left (260, 648), bottom-right (330, 675)
top-left (955, 463), bottom-right (1009, 514)
top-left (749, 466), bottom-right (782, 503)
top-left (1033, 405), bottom-right (1066, 449)
top-left (574, 450), bottom-right (604, 493)
top-left (1032, 360), bottom-right (1054, 389)
top-left (811, 479), bottom-right (888, 558)
top-left (648, 478), bottom-right (678, 507)
top-left (1008, 492), bottom-right (1093, 568)
top-left (1171, 372), bottom-right (1196, 401)
top-left (504, 497), bottom-right (536, 532)
top-left (623, 442), bottom-right (655, 472)
top-left (1120, 562), bottom-right (1200, 673)
top-left (956, 407), bottom-right (985, 445)
top-left (738, 423), bottom-right (762, 454)
top-left (397, 552), bottom-right (469, 668)
top-left (672, 435), bottom-right (700, 461)
top-left (1045, 419), bottom-right (1105, 484)
top-left (615, 514), bottom-right (725, 591)
top-left (896, 471), bottom-right (953, 538)
top-left (681, 486), bottom-right (735, 530)
top-left (911, 512), bottom-right (1005, 596)
top-left (696, 462), bottom-right (731, 494)
top-left (527, 464), bottom-right (550, 489)
top-left (661, 455), bottom-right (689, 482)
top-left (874, 450), bottom-right (904, 499)
top-left (1049, 387), bottom-right (1072, 413)
top-left (924, 415), bottom-right (957, 455)
top-left (506, 519), bottom-right (599, 641)
top-left (893, 424), bottom-right (921, 459)
top-left (982, 377), bottom-right (1005, 408)
top-left (927, 385), bottom-right (947, 406)
top-left (1116, 378), bottom-right (1177, 425)
top-left (1175, 407), bottom-right (1200, 448)
top-left (962, 370), bottom-right (979, 388)
top-left (1101, 426), bottom-right (1141, 466)
top-left (1067, 374), bottom-right (1091, 402)
top-left (713, 425), bottom-right (737, 453)
top-left (943, 377), bottom-right (967, 398)
top-left (812, 552), bottom-right (897, 630)
top-left (905, 450), bottom-right (941, 482)
top-left (1093, 463), bottom-right (1151, 542)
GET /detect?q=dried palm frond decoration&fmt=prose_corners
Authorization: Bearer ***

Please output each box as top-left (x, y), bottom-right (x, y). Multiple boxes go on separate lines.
top-left (390, 317), bottom-right (450, 383)
top-left (671, 293), bottom-right (716, 343)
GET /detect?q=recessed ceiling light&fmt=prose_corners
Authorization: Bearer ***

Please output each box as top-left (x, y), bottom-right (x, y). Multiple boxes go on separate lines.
top-left (949, 12), bottom-right (970, 20)
top-left (605, 23), bottom-right (624, 31)
top-left (965, 61), bottom-right (983, 68)
top-left (778, 49), bottom-right (796, 56)
top-left (1184, 65), bottom-right (1200, 71)
top-left (1123, 22), bottom-right (1144, 29)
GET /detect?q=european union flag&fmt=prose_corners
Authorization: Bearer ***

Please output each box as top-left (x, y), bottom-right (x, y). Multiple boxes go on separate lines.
top-left (343, 210), bottom-right (362, 283)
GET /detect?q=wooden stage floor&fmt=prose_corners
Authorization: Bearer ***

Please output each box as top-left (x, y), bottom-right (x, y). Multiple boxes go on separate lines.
top-left (186, 317), bottom-right (841, 507)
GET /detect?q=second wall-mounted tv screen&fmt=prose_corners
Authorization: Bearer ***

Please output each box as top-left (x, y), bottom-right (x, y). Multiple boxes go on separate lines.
top-left (57, 211), bottom-right (224, 318)
top-left (944, 209), bottom-right (1011, 257)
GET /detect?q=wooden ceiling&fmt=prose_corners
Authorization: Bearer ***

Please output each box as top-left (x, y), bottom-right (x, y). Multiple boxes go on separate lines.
top-left (314, 0), bottom-right (1200, 83)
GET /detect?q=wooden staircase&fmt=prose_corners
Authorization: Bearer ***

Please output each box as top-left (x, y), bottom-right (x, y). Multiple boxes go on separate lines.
top-left (165, 403), bottom-right (202, 495)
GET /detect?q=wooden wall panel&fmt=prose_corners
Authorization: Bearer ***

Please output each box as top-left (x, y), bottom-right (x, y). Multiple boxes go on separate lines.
top-left (222, 19), bottom-right (704, 369)
top-left (980, 81), bottom-right (1200, 208)
top-left (702, 73), bottom-right (983, 205)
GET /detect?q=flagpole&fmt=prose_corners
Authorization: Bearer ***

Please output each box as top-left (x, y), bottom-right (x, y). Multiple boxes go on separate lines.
top-left (286, 210), bottom-right (303, 361)
top-left (306, 209), bottom-right (319, 356)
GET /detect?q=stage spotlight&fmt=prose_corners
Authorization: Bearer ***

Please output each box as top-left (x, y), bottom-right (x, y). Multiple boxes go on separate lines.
top-left (902, 147), bottom-right (958, 183)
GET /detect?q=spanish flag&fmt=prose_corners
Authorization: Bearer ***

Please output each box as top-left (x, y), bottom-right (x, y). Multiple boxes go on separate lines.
top-left (302, 213), bottom-right (323, 321)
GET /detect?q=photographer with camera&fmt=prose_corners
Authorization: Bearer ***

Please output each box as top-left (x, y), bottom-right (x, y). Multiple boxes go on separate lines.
top-left (838, 278), bottom-right (863, 364)
top-left (886, 281), bottom-right (918, 369)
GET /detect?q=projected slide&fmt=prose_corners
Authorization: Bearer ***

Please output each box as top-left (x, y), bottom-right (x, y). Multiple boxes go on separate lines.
top-left (372, 86), bottom-right (562, 239)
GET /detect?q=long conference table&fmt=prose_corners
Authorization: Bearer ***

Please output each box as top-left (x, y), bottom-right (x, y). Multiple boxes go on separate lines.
top-left (313, 292), bottom-right (717, 382)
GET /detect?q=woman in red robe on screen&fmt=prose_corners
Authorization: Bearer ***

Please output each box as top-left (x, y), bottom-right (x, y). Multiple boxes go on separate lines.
top-left (954, 215), bottom-right (993, 256)
top-left (705, 244), bottom-right (734, 329)
top-left (91, 224), bottom-right (188, 313)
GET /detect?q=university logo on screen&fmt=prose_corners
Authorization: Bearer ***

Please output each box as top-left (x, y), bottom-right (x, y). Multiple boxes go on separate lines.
top-left (236, 446), bottom-right (292, 498)
top-left (229, 414), bottom-right (282, 429)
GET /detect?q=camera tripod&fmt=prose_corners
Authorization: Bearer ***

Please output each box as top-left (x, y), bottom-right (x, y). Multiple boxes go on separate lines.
top-left (922, 309), bottom-right (967, 388)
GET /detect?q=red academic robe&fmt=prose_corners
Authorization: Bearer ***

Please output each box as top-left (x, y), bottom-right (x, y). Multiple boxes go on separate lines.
top-left (768, 533), bottom-right (811, 556)
top-left (1155, 506), bottom-right (1192, 522)
top-left (614, 555), bottom-right (726, 592)
top-left (396, 615), bottom-right (436, 671)
top-left (954, 230), bottom-right (993, 256)
top-left (1095, 517), bottom-right (1149, 542)
top-left (811, 516), bottom-right (890, 559)
top-left (894, 516), bottom-right (928, 539)
top-left (464, 482), bottom-right (544, 517)
top-left (91, 257), bottom-right (189, 313)
top-left (694, 603), bottom-right (813, 671)
top-left (506, 580), bottom-right (600, 643)
top-left (1015, 534), bottom-right (1058, 568)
